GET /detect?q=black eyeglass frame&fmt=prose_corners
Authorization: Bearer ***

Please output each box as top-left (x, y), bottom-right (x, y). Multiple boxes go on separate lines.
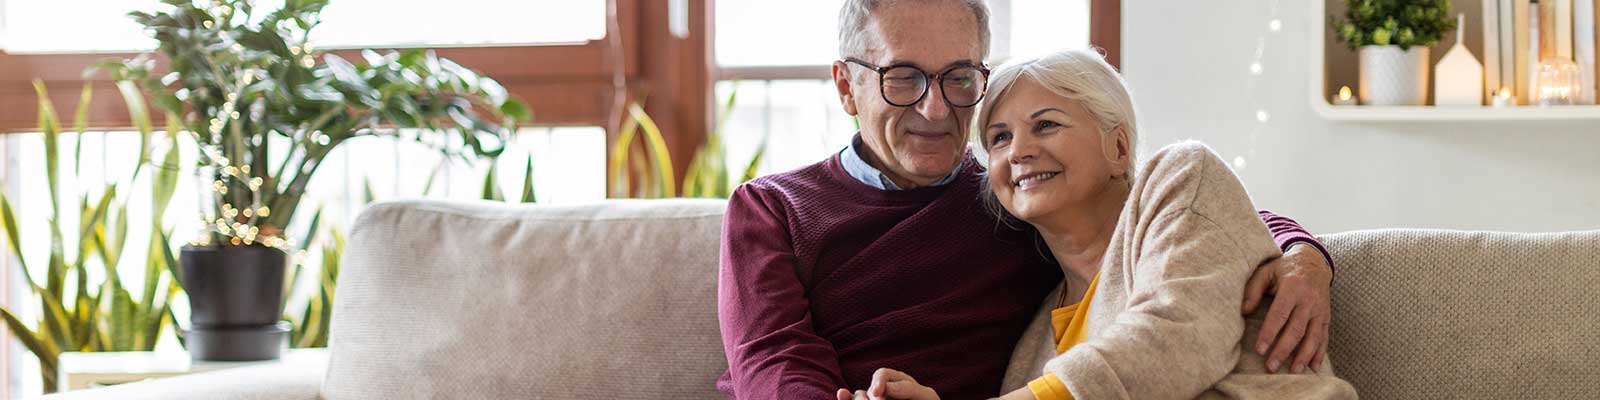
top-left (842, 58), bottom-right (992, 108)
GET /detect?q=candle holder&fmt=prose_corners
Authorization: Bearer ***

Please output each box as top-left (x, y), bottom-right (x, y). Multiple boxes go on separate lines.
top-left (1535, 58), bottom-right (1581, 106)
top-left (1332, 86), bottom-right (1359, 106)
top-left (1492, 87), bottom-right (1515, 108)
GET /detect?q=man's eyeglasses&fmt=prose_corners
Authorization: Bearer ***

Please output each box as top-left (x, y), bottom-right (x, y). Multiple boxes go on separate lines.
top-left (842, 58), bottom-right (991, 108)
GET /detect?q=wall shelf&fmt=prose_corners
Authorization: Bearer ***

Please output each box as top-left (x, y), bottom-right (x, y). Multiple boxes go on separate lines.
top-left (1311, 1), bottom-right (1600, 122)
top-left (1313, 104), bottom-right (1600, 121)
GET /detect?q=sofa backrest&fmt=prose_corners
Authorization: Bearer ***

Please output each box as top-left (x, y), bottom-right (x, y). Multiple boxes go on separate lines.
top-left (329, 200), bottom-right (1600, 399)
top-left (1320, 229), bottom-right (1600, 399)
top-left (325, 199), bottom-right (730, 399)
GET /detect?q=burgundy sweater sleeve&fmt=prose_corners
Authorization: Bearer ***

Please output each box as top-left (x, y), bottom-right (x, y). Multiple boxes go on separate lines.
top-left (717, 185), bottom-right (845, 399)
top-left (1257, 210), bottom-right (1335, 275)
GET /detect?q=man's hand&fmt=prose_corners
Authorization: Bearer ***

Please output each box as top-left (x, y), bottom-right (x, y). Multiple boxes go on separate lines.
top-left (836, 368), bottom-right (940, 400)
top-left (1242, 242), bottom-right (1333, 374)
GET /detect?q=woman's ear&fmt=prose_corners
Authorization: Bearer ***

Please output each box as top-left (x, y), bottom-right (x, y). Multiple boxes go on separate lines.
top-left (832, 61), bottom-right (859, 116)
top-left (1103, 125), bottom-right (1132, 178)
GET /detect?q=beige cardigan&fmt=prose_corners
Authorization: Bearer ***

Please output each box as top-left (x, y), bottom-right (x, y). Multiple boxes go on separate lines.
top-left (997, 142), bottom-right (1357, 399)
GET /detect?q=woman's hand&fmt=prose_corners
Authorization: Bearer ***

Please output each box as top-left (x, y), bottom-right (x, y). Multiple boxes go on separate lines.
top-left (836, 368), bottom-right (940, 400)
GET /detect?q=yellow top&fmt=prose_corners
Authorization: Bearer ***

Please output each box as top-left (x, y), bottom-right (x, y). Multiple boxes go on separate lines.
top-left (1027, 274), bottom-right (1099, 400)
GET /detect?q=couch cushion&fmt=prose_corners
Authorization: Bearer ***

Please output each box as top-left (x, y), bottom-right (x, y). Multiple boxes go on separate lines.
top-left (1321, 229), bottom-right (1600, 399)
top-left (324, 199), bottom-right (729, 399)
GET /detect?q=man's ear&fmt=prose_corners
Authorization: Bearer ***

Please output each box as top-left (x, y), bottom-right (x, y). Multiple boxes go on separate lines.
top-left (832, 61), bottom-right (859, 116)
top-left (1104, 125), bottom-right (1132, 178)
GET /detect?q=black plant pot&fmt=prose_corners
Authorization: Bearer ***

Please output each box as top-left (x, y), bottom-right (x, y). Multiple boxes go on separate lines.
top-left (180, 244), bottom-right (289, 361)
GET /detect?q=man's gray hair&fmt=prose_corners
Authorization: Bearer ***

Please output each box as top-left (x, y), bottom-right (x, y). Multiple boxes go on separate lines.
top-left (837, 0), bottom-right (992, 63)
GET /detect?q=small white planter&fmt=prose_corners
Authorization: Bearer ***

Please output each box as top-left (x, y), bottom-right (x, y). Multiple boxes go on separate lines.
top-left (1358, 45), bottom-right (1430, 105)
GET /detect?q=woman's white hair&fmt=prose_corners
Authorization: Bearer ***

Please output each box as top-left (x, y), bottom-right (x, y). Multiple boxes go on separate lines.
top-left (973, 48), bottom-right (1140, 227)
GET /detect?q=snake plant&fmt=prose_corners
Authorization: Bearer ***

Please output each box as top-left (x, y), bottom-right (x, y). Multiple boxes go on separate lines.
top-left (0, 82), bottom-right (185, 393)
top-left (610, 87), bottom-right (766, 199)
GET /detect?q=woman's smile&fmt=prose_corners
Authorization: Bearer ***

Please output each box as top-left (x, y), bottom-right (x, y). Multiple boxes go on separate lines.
top-left (1013, 170), bottom-right (1061, 191)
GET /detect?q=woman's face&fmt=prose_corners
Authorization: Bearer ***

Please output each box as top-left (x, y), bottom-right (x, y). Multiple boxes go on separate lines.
top-left (983, 77), bottom-right (1126, 223)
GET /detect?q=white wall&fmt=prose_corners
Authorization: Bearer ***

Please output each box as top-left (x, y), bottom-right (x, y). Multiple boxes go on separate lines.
top-left (1122, 1), bottom-right (1600, 233)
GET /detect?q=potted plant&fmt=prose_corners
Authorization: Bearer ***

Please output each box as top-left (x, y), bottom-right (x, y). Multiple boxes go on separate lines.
top-left (1331, 0), bottom-right (1456, 105)
top-left (97, 0), bottom-right (528, 360)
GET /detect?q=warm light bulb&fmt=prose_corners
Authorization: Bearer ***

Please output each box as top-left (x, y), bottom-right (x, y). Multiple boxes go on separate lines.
top-left (1338, 86), bottom-right (1352, 101)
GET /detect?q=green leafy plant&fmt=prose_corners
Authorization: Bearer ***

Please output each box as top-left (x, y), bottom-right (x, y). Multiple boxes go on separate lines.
top-left (1330, 0), bottom-right (1456, 49)
top-left (610, 88), bottom-right (765, 199)
top-left (609, 102), bottom-right (678, 198)
top-left (682, 89), bottom-right (767, 198)
top-left (285, 210), bottom-right (339, 349)
top-left (95, 0), bottom-right (529, 249)
top-left (479, 155), bottom-right (540, 202)
top-left (0, 82), bottom-right (184, 393)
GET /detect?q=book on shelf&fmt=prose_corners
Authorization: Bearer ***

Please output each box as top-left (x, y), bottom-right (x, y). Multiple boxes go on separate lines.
top-left (1502, 0), bottom-right (1519, 99)
top-left (1581, 0), bottom-right (1598, 103)
top-left (1558, 0), bottom-right (1575, 59)
top-left (1486, 0), bottom-right (1504, 103)
top-left (1515, 0), bottom-right (1533, 104)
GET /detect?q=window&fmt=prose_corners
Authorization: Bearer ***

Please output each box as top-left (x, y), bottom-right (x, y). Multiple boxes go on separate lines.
top-left (0, 0), bottom-right (606, 54)
top-left (1000, 0), bottom-right (1092, 62)
top-left (2, 127), bottom-right (604, 259)
top-left (714, 0), bottom-right (842, 67)
top-left (0, 0), bottom-right (620, 133)
top-left (0, 1), bottom-right (621, 397)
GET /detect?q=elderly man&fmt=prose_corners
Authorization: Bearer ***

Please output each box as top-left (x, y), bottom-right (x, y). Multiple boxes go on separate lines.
top-left (716, 1), bottom-right (1335, 399)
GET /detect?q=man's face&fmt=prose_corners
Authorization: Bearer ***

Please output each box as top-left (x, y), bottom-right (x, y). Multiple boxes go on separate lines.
top-left (833, 2), bottom-right (982, 189)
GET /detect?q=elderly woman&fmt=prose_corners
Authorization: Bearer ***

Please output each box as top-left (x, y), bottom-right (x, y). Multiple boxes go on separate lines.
top-left (849, 49), bottom-right (1356, 400)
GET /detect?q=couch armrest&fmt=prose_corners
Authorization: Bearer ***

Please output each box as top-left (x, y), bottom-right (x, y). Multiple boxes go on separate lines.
top-left (42, 359), bottom-right (324, 400)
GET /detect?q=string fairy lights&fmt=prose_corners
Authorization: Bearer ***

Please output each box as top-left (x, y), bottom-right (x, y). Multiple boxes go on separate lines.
top-left (190, 139), bottom-right (288, 250)
top-left (1235, 0), bottom-right (1284, 171)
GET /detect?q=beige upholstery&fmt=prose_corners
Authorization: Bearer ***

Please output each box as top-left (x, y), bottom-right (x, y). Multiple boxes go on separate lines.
top-left (324, 199), bottom-right (730, 399)
top-left (44, 200), bottom-right (1600, 399)
top-left (1320, 229), bottom-right (1600, 399)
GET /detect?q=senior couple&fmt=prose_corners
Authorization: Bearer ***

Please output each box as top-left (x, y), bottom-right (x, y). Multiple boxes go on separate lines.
top-left (717, 1), bottom-right (1357, 399)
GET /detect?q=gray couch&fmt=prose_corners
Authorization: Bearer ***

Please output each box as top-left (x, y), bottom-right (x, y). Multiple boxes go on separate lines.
top-left (44, 200), bottom-right (1600, 399)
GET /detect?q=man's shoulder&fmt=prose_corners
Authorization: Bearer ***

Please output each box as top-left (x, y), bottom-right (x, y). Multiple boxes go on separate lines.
top-left (725, 155), bottom-right (842, 218)
top-left (735, 155), bottom-right (844, 199)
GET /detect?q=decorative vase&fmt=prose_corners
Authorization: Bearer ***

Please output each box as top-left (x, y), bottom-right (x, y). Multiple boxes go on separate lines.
top-left (180, 244), bottom-right (290, 361)
top-left (1359, 45), bottom-right (1431, 105)
top-left (1434, 14), bottom-right (1483, 106)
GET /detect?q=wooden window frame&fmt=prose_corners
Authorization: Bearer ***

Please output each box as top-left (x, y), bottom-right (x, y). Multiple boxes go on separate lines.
top-left (0, 0), bottom-right (717, 196)
top-left (1, 0), bottom-right (1115, 186)
top-left (1090, 0), bottom-right (1121, 69)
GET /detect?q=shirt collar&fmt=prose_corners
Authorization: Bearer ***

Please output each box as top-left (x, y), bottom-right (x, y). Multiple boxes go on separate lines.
top-left (839, 133), bottom-right (960, 191)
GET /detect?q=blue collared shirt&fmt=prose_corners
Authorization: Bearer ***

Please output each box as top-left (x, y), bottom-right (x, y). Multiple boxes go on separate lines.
top-left (839, 134), bottom-right (960, 190)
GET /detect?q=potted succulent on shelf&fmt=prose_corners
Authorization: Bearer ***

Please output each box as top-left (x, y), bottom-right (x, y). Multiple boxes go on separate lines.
top-left (1331, 0), bottom-right (1456, 105)
top-left (97, 0), bottom-right (528, 360)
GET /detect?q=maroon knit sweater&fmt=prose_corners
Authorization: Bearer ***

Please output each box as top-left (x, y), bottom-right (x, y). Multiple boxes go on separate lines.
top-left (716, 153), bottom-right (1325, 400)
